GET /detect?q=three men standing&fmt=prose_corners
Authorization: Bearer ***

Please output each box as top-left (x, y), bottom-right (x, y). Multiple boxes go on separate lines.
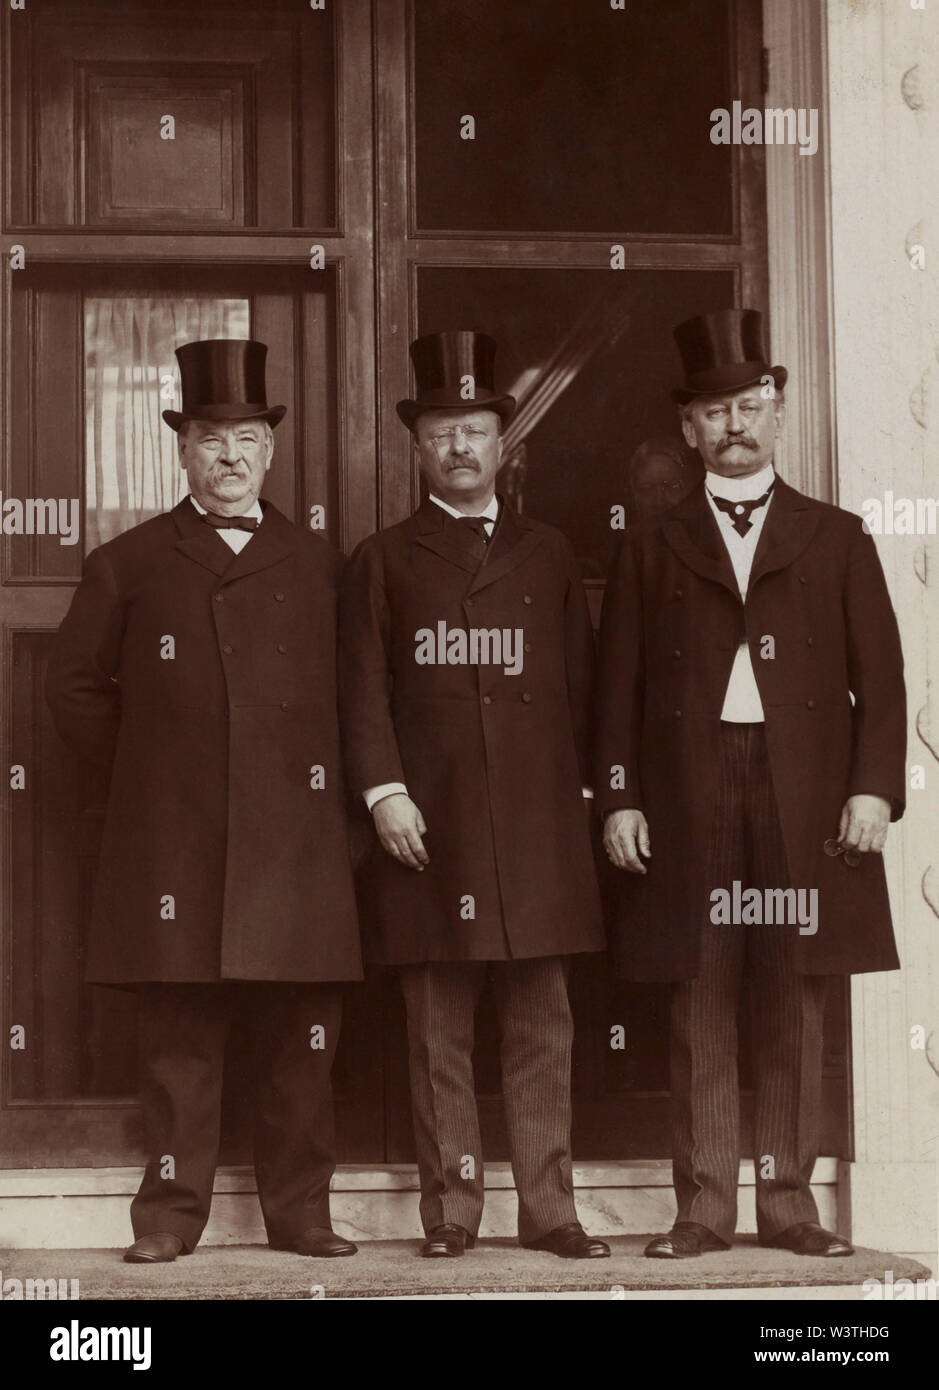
top-left (48, 314), bottom-right (906, 1269)
top-left (339, 331), bottom-right (610, 1258)
top-left (596, 310), bottom-right (906, 1259)
top-left (47, 340), bottom-right (362, 1262)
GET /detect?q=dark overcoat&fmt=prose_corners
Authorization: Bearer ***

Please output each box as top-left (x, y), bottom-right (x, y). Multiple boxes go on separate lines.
top-left (594, 478), bottom-right (906, 982)
top-left (46, 497), bottom-right (363, 985)
top-left (338, 496), bottom-right (605, 965)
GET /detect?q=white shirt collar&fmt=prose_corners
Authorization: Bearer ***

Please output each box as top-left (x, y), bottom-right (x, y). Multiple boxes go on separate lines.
top-left (188, 494), bottom-right (264, 523)
top-left (705, 461), bottom-right (776, 502)
top-left (428, 493), bottom-right (499, 523)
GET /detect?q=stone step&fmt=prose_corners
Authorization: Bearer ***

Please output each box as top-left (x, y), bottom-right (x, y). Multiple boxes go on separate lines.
top-left (0, 1159), bottom-right (838, 1249)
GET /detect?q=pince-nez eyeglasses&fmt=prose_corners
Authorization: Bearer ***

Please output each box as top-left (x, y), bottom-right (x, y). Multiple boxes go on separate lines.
top-left (823, 839), bottom-right (862, 868)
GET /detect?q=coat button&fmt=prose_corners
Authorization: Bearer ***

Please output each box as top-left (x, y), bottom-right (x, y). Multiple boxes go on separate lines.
top-left (222, 644), bottom-right (233, 655)
top-left (807, 699), bottom-right (816, 709)
top-left (674, 708), bottom-right (682, 718)
top-left (798, 575), bottom-right (807, 585)
top-left (214, 592), bottom-right (224, 603)
top-left (674, 588), bottom-right (683, 599)
top-left (522, 692), bottom-right (532, 703)
top-left (276, 643), bottom-right (287, 654)
top-left (524, 642), bottom-right (532, 653)
top-left (807, 636), bottom-right (814, 647)
top-left (673, 648), bottom-right (681, 658)
top-left (523, 594), bottom-right (533, 604)
top-left (280, 700), bottom-right (289, 710)
top-left (274, 592), bottom-right (285, 602)
top-left (483, 695), bottom-right (493, 705)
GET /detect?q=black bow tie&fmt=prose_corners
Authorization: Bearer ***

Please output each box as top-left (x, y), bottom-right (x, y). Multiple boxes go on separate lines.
top-left (708, 480), bottom-right (775, 537)
top-left (202, 511), bottom-right (259, 533)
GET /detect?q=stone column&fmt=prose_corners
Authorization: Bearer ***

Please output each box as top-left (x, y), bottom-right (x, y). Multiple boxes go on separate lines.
top-left (825, 0), bottom-right (939, 1254)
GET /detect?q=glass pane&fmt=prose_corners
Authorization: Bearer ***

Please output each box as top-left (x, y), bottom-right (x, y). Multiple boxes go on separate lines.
top-left (413, 0), bottom-right (736, 235)
top-left (84, 298), bottom-right (250, 550)
top-left (417, 265), bottom-right (734, 577)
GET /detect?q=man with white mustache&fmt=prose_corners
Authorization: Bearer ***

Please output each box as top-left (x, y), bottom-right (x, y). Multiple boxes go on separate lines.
top-left (47, 339), bottom-right (362, 1264)
top-left (596, 309), bottom-right (906, 1260)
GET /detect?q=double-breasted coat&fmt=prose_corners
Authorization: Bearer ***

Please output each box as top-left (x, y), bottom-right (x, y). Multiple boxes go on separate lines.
top-left (46, 496), bottom-right (363, 985)
top-left (594, 478), bottom-right (906, 982)
top-left (338, 496), bottom-right (605, 965)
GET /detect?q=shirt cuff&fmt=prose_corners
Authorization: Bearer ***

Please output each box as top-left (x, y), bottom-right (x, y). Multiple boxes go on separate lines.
top-left (364, 782), bottom-right (408, 813)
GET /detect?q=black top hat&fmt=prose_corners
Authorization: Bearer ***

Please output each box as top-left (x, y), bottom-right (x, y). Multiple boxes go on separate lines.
top-left (396, 331), bottom-right (516, 431)
top-left (162, 339), bottom-right (286, 431)
top-left (671, 309), bottom-right (787, 404)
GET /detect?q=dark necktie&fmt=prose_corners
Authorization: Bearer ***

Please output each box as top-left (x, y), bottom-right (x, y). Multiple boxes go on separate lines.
top-left (202, 511), bottom-right (258, 533)
top-left (708, 480), bottom-right (775, 537)
top-left (448, 514), bottom-right (491, 565)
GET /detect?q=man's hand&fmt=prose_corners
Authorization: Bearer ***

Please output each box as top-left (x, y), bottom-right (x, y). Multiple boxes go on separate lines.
top-left (372, 793), bottom-right (429, 871)
top-left (603, 808), bottom-right (651, 874)
top-left (837, 794), bottom-right (891, 856)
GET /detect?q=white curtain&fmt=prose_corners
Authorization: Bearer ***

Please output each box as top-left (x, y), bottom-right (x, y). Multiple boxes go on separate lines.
top-left (84, 298), bottom-right (250, 550)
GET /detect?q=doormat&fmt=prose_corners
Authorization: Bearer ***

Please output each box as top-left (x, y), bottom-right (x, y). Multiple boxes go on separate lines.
top-left (1, 1238), bottom-right (931, 1300)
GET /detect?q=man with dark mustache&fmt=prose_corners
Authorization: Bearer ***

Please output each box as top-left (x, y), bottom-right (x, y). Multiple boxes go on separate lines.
top-left (339, 331), bottom-right (609, 1260)
top-left (595, 310), bottom-right (905, 1260)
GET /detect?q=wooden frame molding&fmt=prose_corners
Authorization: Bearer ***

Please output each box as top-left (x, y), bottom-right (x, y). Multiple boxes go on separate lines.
top-left (762, 0), bottom-right (835, 503)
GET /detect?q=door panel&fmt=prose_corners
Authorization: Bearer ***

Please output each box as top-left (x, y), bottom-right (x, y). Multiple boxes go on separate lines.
top-left (10, 1), bottom-right (336, 230)
top-left (412, 0), bottom-right (737, 237)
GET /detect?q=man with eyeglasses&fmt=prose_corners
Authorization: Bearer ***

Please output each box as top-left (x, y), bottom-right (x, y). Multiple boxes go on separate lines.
top-left (339, 331), bottom-right (609, 1260)
top-left (595, 310), bottom-right (906, 1260)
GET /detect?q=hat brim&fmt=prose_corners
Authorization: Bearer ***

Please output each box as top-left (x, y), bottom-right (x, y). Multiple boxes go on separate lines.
top-left (396, 394), bottom-right (516, 431)
top-left (671, 367), bottom-right (787, 405)
top-left (162, 404), bottom-right (287, 431)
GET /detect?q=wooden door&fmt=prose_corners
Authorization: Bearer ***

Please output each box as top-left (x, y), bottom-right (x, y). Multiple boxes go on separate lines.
top-left (0, 0), bottom-right (379, 1167)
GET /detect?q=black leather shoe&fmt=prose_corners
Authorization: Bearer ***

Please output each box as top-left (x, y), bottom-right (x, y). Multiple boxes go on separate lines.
top-left (644, 1222), bottom-right (730, 1259)
top-left (420, 1224), bottom-right (475, 1257)
top-left (764, 1222), bottom-right (854, 1257)
top-left (272, 1227), bottom-right (357, 1257)
top-left (123, 1232), bottom-right (186, 1263)
top-left (521, 1222), bottom-right (611, 1258)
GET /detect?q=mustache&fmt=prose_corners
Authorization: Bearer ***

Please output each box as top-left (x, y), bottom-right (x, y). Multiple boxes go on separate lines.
top-left (447, 456), bottom-right (478, 470)
top-left (717, 435), bottom-right (759, 453)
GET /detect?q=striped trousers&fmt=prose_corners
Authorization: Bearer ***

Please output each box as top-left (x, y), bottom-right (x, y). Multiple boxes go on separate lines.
top-left (399, 957), bottom-right (578, 1242)
top-left (670, 722), bottom-right (829, 1245)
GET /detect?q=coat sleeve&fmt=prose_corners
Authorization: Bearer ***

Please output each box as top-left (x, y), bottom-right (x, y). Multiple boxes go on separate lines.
top-left (843, 519), bottom-right (907, 819)
top-left (45, 546), bottom-right (124, 771)
top-left (338, 537), bottom-right (407, 798)
top-left (594, 530), bottom-right (646, 817)
top-left (560, 536), bottom-right (596, 787)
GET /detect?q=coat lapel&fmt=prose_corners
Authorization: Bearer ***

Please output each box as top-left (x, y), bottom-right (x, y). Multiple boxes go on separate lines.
top-left (748, 478), bottom-right (820, 589)
top-left (661, 483), bottom-right (740, 600)
top-left (172, 496), bottom-right (296, 584)
top-left (467, 498), bottom-right (545, 596)
top-left (661, 476), bottom-right (821, 599)
top-left (409, 495), bottom-right (546, 589)
top-left (172, 497), bottom-right (235, 577)
top-left (411, 496), bottom-right (482, 577)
